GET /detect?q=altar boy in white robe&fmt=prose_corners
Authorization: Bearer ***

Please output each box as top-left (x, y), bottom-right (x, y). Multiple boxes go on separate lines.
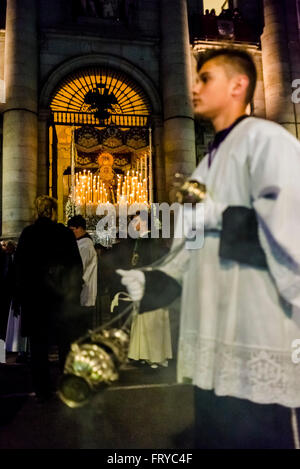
top-left (68, 215), bottom-right (98, 334)
top-left (118, 48), bottom-right (300, 449)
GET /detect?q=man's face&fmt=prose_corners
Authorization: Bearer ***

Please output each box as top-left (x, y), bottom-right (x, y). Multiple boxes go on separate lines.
top-left (192, 58), bottom-right (235, 120)
top-left (69, 226), bottom-right (82, 239)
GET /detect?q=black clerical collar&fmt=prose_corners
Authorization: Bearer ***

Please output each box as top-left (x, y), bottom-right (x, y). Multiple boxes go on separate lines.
top-left (208, 114), bottom-right (249, 168)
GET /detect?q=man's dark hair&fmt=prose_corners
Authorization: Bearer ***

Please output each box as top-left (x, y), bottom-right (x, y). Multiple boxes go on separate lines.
top-left (67, 215), bottom-right (86, 230)
top-left (196, 48), bottom-right (257, 104)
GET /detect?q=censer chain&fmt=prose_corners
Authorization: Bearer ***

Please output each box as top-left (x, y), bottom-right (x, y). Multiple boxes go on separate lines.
top-left (74, 240), bottom-right (186, 345)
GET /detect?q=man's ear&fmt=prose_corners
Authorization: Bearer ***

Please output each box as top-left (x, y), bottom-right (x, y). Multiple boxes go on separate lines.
top-left (231, 74), bottom-right (249, 101)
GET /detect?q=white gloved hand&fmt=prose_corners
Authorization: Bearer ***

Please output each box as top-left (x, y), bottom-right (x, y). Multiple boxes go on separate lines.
top-left (116, 269), bottom-right (146, 302)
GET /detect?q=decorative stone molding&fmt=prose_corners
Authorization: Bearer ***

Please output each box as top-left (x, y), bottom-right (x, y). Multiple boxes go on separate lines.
top-left (39, 53), bottom-right (161, 115)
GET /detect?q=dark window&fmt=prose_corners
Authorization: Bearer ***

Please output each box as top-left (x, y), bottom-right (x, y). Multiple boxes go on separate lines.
top-left (0, 0), bottom-right (6, 29)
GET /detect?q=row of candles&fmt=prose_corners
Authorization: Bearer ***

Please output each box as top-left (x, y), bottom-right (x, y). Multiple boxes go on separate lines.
top-left (75, 170), bottom-right (109, 205)
top-left (117, 170), bottom-right (148, 205)
top-left (74, 168), bottom-right (149, 210)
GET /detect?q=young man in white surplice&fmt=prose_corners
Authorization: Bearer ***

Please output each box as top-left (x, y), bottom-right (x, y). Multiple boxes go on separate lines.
top-left (118, 48), bottom-right (300, 449)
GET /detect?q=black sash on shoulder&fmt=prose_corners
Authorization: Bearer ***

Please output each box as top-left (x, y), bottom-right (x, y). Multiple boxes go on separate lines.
top-left (219, 206), bottom-right (268, 268)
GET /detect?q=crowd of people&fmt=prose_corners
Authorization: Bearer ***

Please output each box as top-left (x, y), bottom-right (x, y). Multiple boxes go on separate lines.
top-left (189, 6), bottom-right (256, 43)
top-left (0, 199), bottom-right (172, 401)
top-left (0, 240), bottom-right (20, 362)
top-left (204, 7), bottom-right (242, 21)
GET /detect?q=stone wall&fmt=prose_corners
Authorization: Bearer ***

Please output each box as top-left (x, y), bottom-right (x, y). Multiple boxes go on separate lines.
top-left (0, 31), bottom-right (5, 110)
top-left (39, 33), bottom-right (160, 90)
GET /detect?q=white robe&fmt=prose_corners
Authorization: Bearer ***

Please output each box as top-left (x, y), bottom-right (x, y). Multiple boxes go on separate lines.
top-left (5, 304), bottom-right (27, 353)
top-left (128, 308), bottom-right (173, 364)
top-left (160, 117), bottom-right (300, 408)
top-left (77, 237), bottom-right (98, 307)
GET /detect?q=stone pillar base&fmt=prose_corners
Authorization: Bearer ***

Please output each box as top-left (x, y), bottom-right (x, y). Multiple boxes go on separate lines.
top-left (2, 110), bottom-right (38, 237)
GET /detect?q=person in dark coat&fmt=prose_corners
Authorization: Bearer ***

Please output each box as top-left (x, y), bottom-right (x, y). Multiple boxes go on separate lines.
top-left (14, 196), bottom-right (83, 400)
top-left (0, 242), bottom-right (8, 341)
top-left (0, 241), bottom-right (16, 342)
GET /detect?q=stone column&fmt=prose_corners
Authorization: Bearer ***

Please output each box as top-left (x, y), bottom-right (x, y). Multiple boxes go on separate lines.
top-left (2, 0), bottom-right (38, 237)
top-left (261, 0), bottom-right (300, 137)
top-left (37, 111), bottom-right (50, 197)
top-left (161, 0), bottom-right (196, 202)
top-left (252, 50), bottom-right (266, 119)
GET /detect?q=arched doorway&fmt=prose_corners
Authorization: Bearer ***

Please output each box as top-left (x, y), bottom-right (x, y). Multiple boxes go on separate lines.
top-left (48, 66), bottom-right (153, 223)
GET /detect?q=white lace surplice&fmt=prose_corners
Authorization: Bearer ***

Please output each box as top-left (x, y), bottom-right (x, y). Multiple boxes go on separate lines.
top-left (161, 117), bottom-right (300, 408)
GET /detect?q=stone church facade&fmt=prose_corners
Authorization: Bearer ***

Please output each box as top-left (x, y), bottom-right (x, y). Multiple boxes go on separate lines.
top-left (0, 0), bottom-right (299, 237)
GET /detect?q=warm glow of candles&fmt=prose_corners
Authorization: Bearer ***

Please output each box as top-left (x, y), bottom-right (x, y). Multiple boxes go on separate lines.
top-left (74, 163), bottom-right (150, 214)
